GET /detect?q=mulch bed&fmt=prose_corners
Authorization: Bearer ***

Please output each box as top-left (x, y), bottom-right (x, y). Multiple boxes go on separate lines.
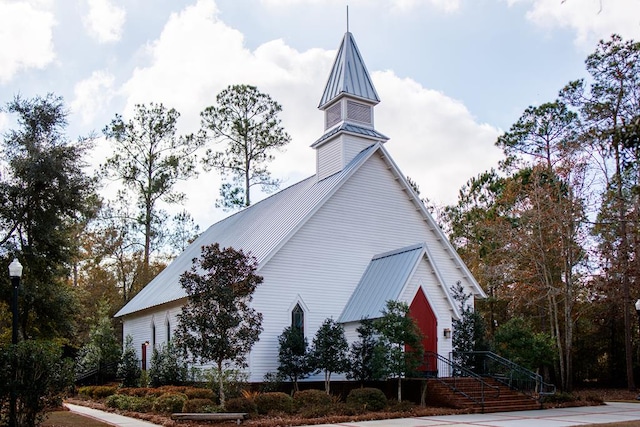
top-left (66, 389), bottom-right (639, 427)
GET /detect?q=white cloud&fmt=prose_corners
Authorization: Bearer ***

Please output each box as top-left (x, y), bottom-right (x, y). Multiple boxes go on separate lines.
top-left (0, 0), bottom-right (56, 83)
top-left (509, 0), bottom-right (640, 48)
top-left (71, 70), bottom-right (116, 124)
top-left (83, 0), bottom-right (126, 43)
top-left (374, 71), bottom-right (503, 205)
top-left (113, 0), bottom-right (500, 226)
top-left (260, 0), bottom-right (460, 13)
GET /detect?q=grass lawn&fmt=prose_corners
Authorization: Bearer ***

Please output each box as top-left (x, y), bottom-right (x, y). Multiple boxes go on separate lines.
top-left (42, 411), bottom-right (113, 427)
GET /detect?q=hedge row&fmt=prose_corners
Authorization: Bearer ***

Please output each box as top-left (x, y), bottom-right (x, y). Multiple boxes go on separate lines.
top-left (79, 385), bottom-right (389, 416)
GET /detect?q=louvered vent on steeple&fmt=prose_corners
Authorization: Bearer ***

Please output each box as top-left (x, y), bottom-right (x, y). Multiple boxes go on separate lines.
top-left (312, 31), bottom-right (388, 181)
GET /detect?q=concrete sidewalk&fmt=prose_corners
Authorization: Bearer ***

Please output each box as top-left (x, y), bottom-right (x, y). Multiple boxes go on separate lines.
top-left (65, 401), bottom-right (640, 427)
top-left (65, 403), bottom-right (161, 426)
top-left (307, 402), bottom-right (640, 427)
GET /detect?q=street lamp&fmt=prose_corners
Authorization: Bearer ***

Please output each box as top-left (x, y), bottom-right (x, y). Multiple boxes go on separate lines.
top-left (8, 258), bottom-right (22, 427)
top-left (8, 258), bottom-right (23, 345)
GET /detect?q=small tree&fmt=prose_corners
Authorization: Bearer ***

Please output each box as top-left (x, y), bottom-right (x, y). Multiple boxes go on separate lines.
top-left (75, 302), bottom-right (121, 383)
top-left (200, 84), bottom-right (291, 210)
top-left (347, 318), bottom-right (385, 385)
top-left (0, 341), bottom-right (74, 427)
top-left (174, 243), bottom-right (263, 407)
top-left (117, 335), bottom-right (141, 387)
top-left (493, 317), bottom-right (556, 373)
top-left (148, 342), bottom-right (188, 387)
top-left (277, 326), bottom-right (310, 393)
top-left (374, 300), bottom-right (423, 402)
top-left (451, 281), bottom-right (489, 370)
top-left (309, 318), bottom-right (349, 394)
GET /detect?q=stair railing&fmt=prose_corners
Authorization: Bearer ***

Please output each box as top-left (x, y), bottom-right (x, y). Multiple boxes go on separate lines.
top-left (453, 351), bottom-right (556, 398)
top-left (423, 351), bottom-right (500, 411)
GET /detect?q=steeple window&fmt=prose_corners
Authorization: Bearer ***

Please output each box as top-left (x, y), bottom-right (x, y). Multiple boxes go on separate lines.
top-left (347, 100), bottom-right (371, 124)
top-left (325, 103), bottom-right (342, 129)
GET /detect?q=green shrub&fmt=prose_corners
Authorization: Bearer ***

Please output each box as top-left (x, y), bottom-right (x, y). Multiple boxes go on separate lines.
top-left (184, 387), bottom-right (215, 400)
top-left (542, 392), bottom-right (577, 403)
top-left (204, 368), bottom-right (248, 402)
top-left (294, 389), bottom-right (332, 407)
top-left (182, 398), bottom-right (216, 413)
top-left (129, 396), bottom-right (155, 412)
top-left (254, 392), bottom-right (295, 415)
top-left (117, 387), bottom-right (153, 397)
top-left (92, 385), bottom-right (118, 399)
top-left (387, 399), bottom-right (414, 412)
top-left (105, 394), bottom-right (133, 410)
top-left (152, 392), bottom-right (188, 413)
top-left (346, 388), bottom-right (387, 412)
top-left (77, 386), bottom-right (94, 398)
top-left (225, 396), bottom-right (257, 414)
top-left (117, 336), bottom-right (141, 388)
top-left (0, 341), bottom-right (75, 427)
top-left (148, 343), bottom-right (188, 387)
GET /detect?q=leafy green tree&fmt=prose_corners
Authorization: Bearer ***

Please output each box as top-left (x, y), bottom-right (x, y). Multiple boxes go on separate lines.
top-left (493, 317), bottom-right (556, 373)
top-left (200, 84), bottom-right (291, 210)
top-left (75, 301), bottom-right (121, 383)
top-left (277, 326), bottom-right (311, 393)
top-left (117, 335), bottom-right (141, 387)
top-left (0, 340), bottom-right (74, 427)
top-left (451, 281), bottom-right (490, 370)
top-left (102, 103), bottom-right (202, 284)
top-left (561, 34), bottom-right (640, 391)
top-left (374, 300), bottom-right (423, 402)
top-left (174, 243), bottom-right (263, 407)
top-left (347, 318), bottom-right (385, 385)
top-left (148, 341), bottom-right (188, 387)
top-left (0, 93), bottom-right (98, 342)
top-left (309, 318), bottom-right (349, 394)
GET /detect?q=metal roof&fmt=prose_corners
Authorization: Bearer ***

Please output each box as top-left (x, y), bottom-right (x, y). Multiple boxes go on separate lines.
top-left (318, 32), bottom-right (380, 109)
top-left (311, 122), bottom-right (389, 148)
top-left (114, 144), bottom-right (380, 318)
top-left (339, 243), bottom-right (426, 323)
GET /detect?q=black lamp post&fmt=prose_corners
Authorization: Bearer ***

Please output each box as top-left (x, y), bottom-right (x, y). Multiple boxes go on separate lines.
top-left (8, 258), bottom-right (22, 427)
top-left (9, 258), bottom-right (23, 345)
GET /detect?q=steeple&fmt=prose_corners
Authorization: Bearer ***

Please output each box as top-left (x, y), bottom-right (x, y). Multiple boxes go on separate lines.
top-left (313, 31), bottom-right (388, 181)
top-left (318, 31), bottom-right (380, 109)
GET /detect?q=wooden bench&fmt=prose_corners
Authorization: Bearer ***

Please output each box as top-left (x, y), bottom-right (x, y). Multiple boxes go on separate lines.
top-left (172, 412), bottom-right (248, 424)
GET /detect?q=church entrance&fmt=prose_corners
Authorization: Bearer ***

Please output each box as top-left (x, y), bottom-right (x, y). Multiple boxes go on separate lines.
top-left (409, 287), bottom-right (437, 375)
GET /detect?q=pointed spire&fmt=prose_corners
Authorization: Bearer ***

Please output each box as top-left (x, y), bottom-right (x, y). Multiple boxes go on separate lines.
top-left (318, 32), bottom-right (380, 109)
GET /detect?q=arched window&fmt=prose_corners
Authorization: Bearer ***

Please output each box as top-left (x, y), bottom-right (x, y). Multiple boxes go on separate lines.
top-left (151, 322), bottom-right (156, 348)
top-left (166, 318), bottom-right (171, 343)
top-left (291, 303), bottom-right (304, 335)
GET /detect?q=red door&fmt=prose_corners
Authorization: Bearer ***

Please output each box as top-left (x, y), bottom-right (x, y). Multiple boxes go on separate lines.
top-left (409, 288), bottom-right (437, 375)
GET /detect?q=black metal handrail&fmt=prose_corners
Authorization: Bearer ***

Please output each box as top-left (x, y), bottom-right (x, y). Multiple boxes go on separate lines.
top-left (453, 351), bottom-right (556, 398)
top-left (423, 351), bottom-right (500, 411)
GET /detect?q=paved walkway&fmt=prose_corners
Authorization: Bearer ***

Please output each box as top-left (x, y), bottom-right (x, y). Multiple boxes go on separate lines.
top-left (65, 401), bottom-right (640, 427)
top-left (65, 403), bottom-right (161, 426)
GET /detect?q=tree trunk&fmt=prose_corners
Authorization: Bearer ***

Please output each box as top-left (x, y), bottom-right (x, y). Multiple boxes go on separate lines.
top-left (218, 361), bottom-right (226, 407)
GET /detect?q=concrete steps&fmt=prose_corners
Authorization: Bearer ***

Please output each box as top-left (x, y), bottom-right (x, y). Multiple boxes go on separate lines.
top-left (426, 377), bottom-right (542, 413)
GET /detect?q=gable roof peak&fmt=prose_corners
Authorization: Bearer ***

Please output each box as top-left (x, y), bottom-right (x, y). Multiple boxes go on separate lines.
top-left (318, 31), bottom-right (380, 109)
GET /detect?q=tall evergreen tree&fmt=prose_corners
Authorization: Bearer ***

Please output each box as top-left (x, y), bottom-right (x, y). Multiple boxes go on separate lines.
top-left (102, 103), bottom-right (202, 285)
top-left (0, 93), bottom-right (98, 341)
top-left (200, 84), bottom-right (291, 210)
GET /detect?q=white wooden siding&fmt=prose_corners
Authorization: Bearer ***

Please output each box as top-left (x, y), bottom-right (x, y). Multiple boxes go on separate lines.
top-left (316, 138), bottom-right (343, 180)
top-left (122, 149), bottom-right (476, 382)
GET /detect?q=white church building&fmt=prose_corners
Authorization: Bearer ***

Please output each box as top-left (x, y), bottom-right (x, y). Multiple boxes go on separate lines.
top-left (115, 30), bottom-right (486, 382)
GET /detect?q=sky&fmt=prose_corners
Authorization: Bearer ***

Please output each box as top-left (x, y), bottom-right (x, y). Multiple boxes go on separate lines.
top-left (1, 0), bottom-right (639, 229)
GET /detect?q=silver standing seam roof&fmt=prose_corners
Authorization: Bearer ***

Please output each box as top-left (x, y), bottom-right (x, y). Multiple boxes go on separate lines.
top-left (114, 144), bottom-right (380, 318)
top-left (339, 244), bottom-right (426, 323)
top-left (318, 31), bottom-right (380, 109)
